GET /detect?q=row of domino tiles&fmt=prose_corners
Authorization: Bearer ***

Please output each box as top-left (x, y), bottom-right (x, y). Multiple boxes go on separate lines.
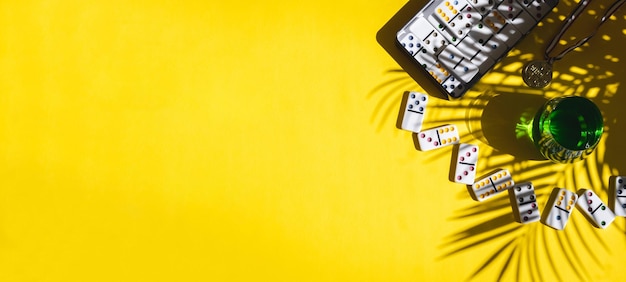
top-left (397, 91), bottom-right (626, 230)
top-left (396, 0), bottom-right (557, 98)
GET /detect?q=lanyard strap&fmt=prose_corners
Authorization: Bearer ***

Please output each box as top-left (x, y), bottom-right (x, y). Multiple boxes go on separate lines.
top-left (544, 0), bottom-right (626, 64)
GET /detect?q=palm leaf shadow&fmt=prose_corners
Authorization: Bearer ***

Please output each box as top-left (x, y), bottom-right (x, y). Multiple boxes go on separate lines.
top-left (370, 0), bottom-right (626, 279)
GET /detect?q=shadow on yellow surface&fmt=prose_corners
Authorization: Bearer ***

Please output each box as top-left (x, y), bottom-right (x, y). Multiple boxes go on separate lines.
top-left (372, 0), bottom-right (626, 280)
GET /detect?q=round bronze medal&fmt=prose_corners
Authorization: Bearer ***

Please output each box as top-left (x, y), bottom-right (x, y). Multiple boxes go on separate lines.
top-left (522, 61), bottom-right (553, 89)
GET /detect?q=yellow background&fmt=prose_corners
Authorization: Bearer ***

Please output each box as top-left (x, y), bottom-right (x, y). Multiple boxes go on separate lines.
top-left (1, 0), bottom-right (625, 281)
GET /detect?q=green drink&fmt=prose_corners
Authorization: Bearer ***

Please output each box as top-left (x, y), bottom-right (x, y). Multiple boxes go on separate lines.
top-left (531, 96), bottom-right (604, 163)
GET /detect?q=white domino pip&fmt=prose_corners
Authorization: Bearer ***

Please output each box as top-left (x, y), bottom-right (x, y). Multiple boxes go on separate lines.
top-left (397, 91), bottom-right (429, 133)
top-left (450, 143), bottom-right (479, 185)
top-left (609, 175), bottom-right (626, 217)
top-left (414, 124), bottom-right (460, 151)
top-left (508, 182), bottom-right (541, 223)
top-left (576, 189), bottom-right (615, 229)
top-left (541, 188), bottom-right (578, 230)
top-left (467, 169), bottom-right (514, 201)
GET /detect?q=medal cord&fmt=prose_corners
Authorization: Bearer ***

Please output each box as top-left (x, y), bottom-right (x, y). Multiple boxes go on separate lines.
top-left (544, 0), bottom-right (626, 64)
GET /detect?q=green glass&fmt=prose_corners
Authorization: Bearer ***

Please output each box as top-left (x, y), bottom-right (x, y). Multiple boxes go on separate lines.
top-left (531, 96), bottom-right (604, 163)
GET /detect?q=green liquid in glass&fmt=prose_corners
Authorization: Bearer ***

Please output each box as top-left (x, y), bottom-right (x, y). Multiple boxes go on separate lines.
top-left (531, 96), bottom-right (603, 163)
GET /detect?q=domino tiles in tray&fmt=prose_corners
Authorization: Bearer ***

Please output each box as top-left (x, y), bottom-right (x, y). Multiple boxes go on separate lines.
top-left (415, 124), bottom-right (460, 151)
top-left (396, 0), bottom-right (558, 98)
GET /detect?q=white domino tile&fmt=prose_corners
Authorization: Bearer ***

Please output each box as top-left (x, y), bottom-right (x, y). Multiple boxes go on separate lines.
top-left (450, 143), bottom-right (479, 185)
top-left (406, 17), bottom-right (439, 40)
top-left (467, 169), bottom-right (514, 202)
top-left (436, 0), bottom-right (470, 22)
top-left (427, 15), bottom-right (457, 43)
top-left (433, 0), bottom-right (477, 41)
top-left (481, 10), bottom-right (524, 46)
top-left (421, 29), bottom-right (449, 54)
top-left (541, 188), bottom-right (578, 230)
top-left (397, 91), bottom-right (429, 133)
top-left (467, 22), bottom-right (508, 60)
top-left (398, 32), bottom-right (422, 56)
top-left (520, 0), bottom-right (557, 21)
top-left (453, 4), bottom-right (483, 40)
top-left (467, 0), bottom-right (499, 16)
top-left (508, 182), bottom-right (541, 223)
top-left (609, 176), bottom-right (626, 217)
top-left (576, 189), bottom-right (615, 229)
top-left (441, 75), bottom-right (466, 98)
top-left (407, 19), bottom-right (450, 55)
top-left (493, 22), bottom-right (523, 47)
top-left (414, 44), bottom-right (438, 68)
top-left (426, 63), bottom-right (451, 84)
top-left (456, 37), bottom-right (496, 73)
top-left (415, 124), bottom-right (460, 151)
top-left (397, 31), bottom-right (439, 70)
top-left (482, 10), bottom-right (508, 34)
top-left (437, 45), bottom-right (480, 83)
top-left (506, 8), bottom-right (537, 34)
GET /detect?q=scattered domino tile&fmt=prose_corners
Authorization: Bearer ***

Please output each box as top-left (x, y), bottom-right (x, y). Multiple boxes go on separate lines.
top-left (449, 143), bottom-right (479, 185)
top-left (467, 168), bottom-right (514, 202)
top-left (541, 188), bottom-right (578, 230)
top-left (414, 124), bottom-right (460, 151)
top-left (576, 189), bottom-right (615, 229)
top-left (397, 32), bottom-right (422, 56)
top-left (397, 91), bottom-right (429, 133)
top-left (508, 182), bottom-right (540, 223)
top-left (608, 175), bottom-right (626, 217)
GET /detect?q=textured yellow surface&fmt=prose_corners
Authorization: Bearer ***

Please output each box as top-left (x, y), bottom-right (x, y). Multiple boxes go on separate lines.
top-left (1, 0), bottom-right (625, 281)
